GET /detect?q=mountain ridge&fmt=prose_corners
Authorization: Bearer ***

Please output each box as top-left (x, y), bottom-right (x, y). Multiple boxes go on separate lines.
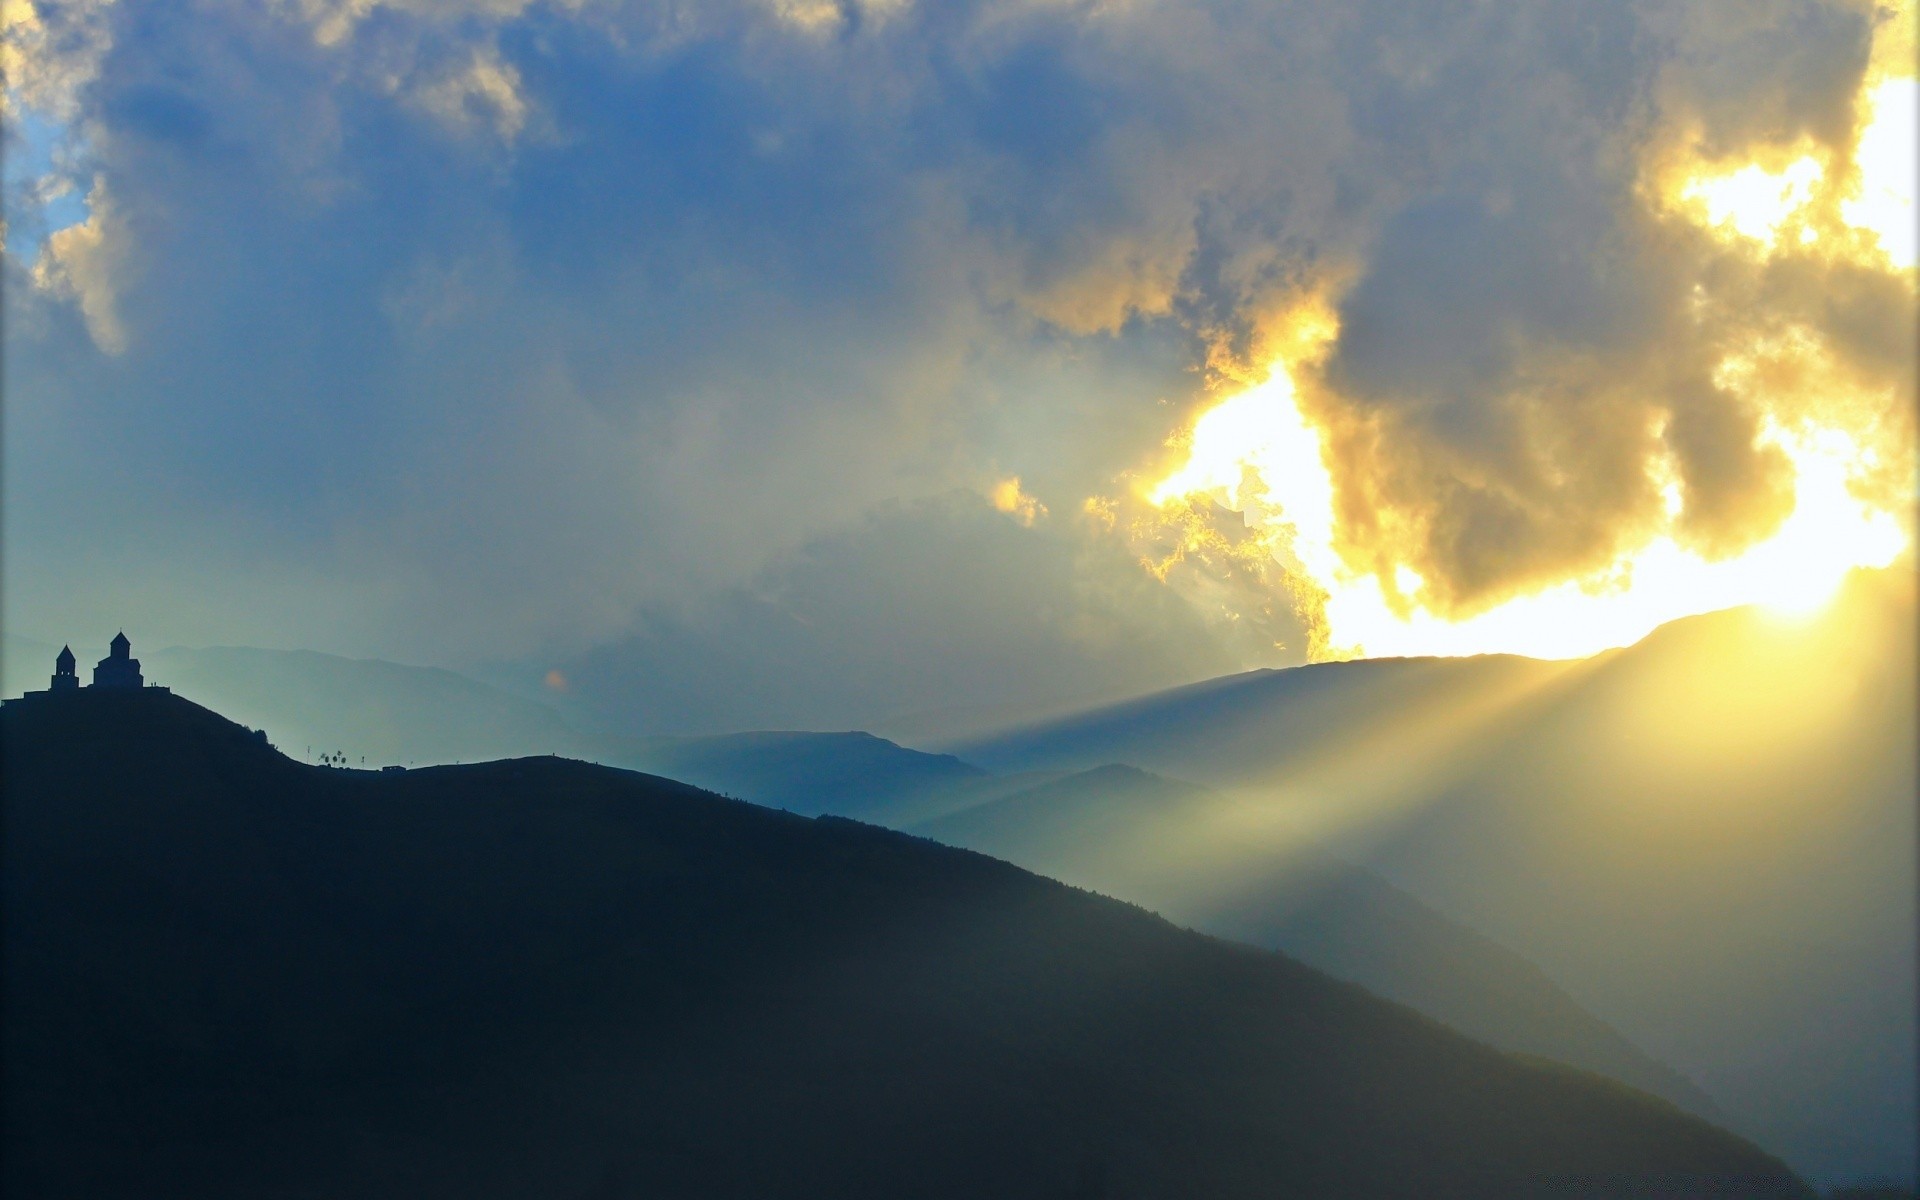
top-left (2, 687), bottom-right (1811, 1199)
top-left (1, 633), bottom-right (1737, 1141)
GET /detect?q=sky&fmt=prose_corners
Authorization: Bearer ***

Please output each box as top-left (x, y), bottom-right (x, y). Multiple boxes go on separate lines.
top-left (4, 0), bottom-right (1915, 733)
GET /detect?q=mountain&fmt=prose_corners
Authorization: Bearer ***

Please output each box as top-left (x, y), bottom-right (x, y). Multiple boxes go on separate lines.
top-left (947, 651), bottom-right (1573, 781)
top-left (2, 688), bottom-right (1811, 1200)
top-left (17, 601), bottom-right (1904, 1185)
top-left (622, 729), bottom-right (985, 819)
top-left (1353, 573), bottom-right (1918, 1189)
top-left (947, 566), bottom-right (1918, 1188)
top-left (48, 638), bottom-right (1731, 1136)
top-left (913, 764), bottom-right (1721, 1123)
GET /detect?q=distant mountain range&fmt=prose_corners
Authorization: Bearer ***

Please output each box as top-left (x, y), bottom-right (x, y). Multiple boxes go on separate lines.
top-left (622, 729), bottom-right (985, 819)
top-left (2, 688), bottom-right (1811, 1198)
top-left (945, 567), bottom-right (1918, 1189)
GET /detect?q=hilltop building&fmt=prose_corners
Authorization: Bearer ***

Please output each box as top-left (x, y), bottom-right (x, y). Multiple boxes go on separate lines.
top-left (50, 646), bottom-right (79, 692)
top-left (3, 635), bottom-right (173, 707)
top-left (93, 633), bottom-right (144, 689)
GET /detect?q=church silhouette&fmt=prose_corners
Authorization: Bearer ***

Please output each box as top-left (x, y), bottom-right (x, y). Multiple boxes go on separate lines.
top-left (41, 634), bottom-right (161, 693)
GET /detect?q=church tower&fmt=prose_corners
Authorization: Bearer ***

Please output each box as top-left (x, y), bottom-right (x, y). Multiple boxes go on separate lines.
top-left (92, 633), bottom-right (144, 689)
top-left (50, 646), bottom-right (79, 692)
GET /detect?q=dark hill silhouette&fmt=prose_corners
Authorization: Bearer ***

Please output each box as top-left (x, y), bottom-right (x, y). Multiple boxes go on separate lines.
top-left (19, 639), bottom-right (1701, 1135)
top-left (18, 638), bottom-right (1693, 1127)
top-left (0, 642), bottom-right (1741, 1148)
top-left (2, 689), bottom-right (1810, 1200)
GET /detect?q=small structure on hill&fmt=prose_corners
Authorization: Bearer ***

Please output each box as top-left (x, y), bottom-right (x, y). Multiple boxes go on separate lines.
top-left (50, 646), bottom-right (79, 692)
top-left (92, 633), bottom-right (144, 689)
top-left (6, 636), bottom-right (168, 704)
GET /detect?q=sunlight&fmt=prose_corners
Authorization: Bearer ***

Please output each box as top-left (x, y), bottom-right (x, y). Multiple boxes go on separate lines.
top-left (1663, 61), bottom-right (1916, 268)
top-left (989, 476), bottom-right (1047, 526)
top-left (1842, 76), bottom-right (1918, 268)
top-left (1680, 156), bottom-right (1822, 248)
top-left (1149, 363), bottom-right (1908, 661)
top-left (1151, 368), bottom-right (1343, 588)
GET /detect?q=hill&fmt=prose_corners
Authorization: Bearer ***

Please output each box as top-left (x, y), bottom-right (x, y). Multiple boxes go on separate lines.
top-left (1, 688), bottom-right (1810, 1199)
top-left (947, 566), bottom-right (1918, 1187)
top-left (42, 639), bottom-right (1733, 1135)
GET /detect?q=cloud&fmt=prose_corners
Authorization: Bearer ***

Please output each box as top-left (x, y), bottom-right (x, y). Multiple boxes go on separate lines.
top-left (1156, 0), bottom-right (1912, 622)
top-left (29, 176), bottom-right (130, 352)
top-left (559, 492), bottom-right (1271, 734)
top-left (393, 42), bottom-right (532, 143)
top-left (2, 0), bottom-right (1910, 719)
top-left (988, 476), bottom-right (1046, 525)
top-left (0, 0), bottom-right (116, 121)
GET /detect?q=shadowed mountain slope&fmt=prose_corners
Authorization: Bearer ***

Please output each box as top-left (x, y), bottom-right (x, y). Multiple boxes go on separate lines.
top-left (2, 689), bottom-right (1810, 1200)
top-left (914, 764), bottom-right (1721, 1122)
